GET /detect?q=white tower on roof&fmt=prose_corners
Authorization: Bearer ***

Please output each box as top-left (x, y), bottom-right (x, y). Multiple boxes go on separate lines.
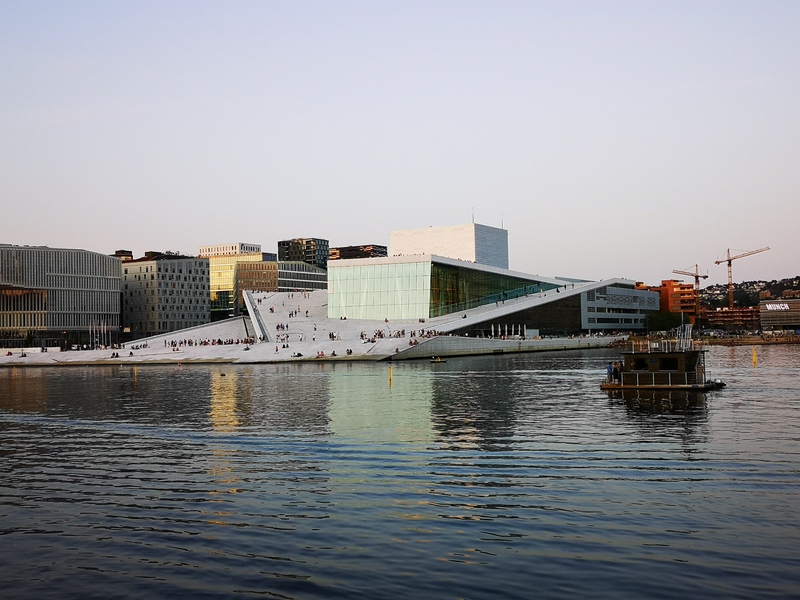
top-left (389, 223), bottom-right (509, 269)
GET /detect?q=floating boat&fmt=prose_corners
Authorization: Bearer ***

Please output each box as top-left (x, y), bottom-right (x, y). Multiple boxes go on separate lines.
top-left (600, 325), bottom-right (725, 392)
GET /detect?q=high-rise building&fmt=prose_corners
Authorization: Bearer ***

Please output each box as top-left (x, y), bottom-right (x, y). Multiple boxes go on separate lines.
top-left (0, 245), bottom-right (121, 348)
top-left (278, 238), bottom-right (329, 270)
top-left (121, 252), bottom-right (210, 339)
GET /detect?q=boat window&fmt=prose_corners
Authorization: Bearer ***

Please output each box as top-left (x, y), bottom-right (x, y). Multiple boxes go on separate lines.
top-left (660, 357), bottom-right (679, 371)
top-left (633, 358), bottom-right (648, 370)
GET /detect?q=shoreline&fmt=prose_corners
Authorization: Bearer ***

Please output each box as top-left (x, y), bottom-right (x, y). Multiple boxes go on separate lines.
top-left (0, 334), bottom-right (624, 368)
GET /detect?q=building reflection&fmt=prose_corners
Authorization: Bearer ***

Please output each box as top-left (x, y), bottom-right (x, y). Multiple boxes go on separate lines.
top-left (209, 370), bottom-right (242, 431)
top-left (429, 369), bottom-right (519, 452)
top-left (604, 389), bottom-right (710, 448)
top-left (328, 363), bottom-right (435, 443)
top-left (0, 367), bottom-right (49, 413)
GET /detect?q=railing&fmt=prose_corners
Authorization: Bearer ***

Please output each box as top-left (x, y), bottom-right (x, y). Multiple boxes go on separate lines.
top-left (242, 290), bottom-right (269, 343)
top-left (627, 338), bottom-right (698, 353)
top-left (621, 371), bottom-right (701, 386)
top-left (430, 282), bottom-right (565, 317)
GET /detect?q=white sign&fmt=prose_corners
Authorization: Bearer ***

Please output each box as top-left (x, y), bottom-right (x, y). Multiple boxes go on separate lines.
top-left (764, 303), bottom-right (791, 311)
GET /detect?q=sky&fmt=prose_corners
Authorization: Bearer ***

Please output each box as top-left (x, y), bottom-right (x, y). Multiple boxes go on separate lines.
top-left (1, 0), bottom-right (798, 287)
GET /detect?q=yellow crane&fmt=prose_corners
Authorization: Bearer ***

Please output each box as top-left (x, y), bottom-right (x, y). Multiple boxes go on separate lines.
top-left (715, 247), bottom-right (770, 309)
top-left (672, 265), bottom-right (708, 318)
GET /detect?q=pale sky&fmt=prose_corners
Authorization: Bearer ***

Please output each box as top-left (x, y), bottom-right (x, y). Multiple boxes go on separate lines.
top-left (2, 1), bottom-right (797, 286)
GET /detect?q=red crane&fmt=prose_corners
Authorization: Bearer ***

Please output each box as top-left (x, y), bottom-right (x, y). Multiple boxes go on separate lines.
top-left (714, 247), bottom-right (770, 309)
top-left (672, 265), bottom-right (708, 318)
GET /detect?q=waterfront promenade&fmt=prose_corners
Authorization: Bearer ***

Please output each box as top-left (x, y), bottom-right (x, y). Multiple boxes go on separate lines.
top-left (0, 290), bottom-right (623, 366)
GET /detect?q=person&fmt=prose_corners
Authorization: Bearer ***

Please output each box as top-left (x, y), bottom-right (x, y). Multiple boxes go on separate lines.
top-left (606, 362), bottom-right (613, 383)
top-left (612, 362), bottom-right (620, 384)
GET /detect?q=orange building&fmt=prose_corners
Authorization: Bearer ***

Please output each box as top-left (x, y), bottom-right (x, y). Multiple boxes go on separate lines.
top-left (638, 279), bottom-right (699, 323)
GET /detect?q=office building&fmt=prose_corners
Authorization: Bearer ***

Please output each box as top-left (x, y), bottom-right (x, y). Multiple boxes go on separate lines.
top-left (199, 243), bottom-right (276, 320)
top-left (278, 262), bottom-right (327, 292)
top-left (199, 243), bottom-right (262, 257)
top-left (0, 245), bottom-right (121, 348)
top-left (121, 252), bottom-right (210, 339)
top-left (278, 238), bottom-right (329, 270)
top-left (759, 299), bottom-right (800, 332)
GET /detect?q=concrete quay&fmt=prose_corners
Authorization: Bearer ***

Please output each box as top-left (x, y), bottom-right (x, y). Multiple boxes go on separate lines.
top-left (0, 290), bottom-right (624, 367)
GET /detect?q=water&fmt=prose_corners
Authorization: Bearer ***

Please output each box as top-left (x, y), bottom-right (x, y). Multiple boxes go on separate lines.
top-left (1, 346), bottom-right (799, 599)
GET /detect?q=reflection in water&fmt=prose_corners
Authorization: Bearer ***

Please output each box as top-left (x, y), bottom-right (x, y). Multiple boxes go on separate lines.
top-left (328, 362), bottom-right (435, 443)
top-left (210, 370), bottom-right (241, 430)
top-left (430, 368), bottom-right (520, 452)
top-left (0, 367), bottom-right (49, 413)
top-left (1, 348), bottom-right (800, 600)
top-left (605, 388), bottom-right (708, 414)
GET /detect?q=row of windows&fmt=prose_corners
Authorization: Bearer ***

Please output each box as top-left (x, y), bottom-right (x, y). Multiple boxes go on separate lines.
top-left (0, 247), bottom-right (120, 288)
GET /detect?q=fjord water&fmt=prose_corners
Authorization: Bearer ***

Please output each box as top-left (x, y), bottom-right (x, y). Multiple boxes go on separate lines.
top-left (1, 345), bottom-right (799, 599)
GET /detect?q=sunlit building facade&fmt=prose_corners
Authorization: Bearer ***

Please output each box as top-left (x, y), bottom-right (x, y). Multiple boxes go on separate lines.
top-left (0, 245), bottom-right (121, 348)
top-left (121, 252), bottom-right (210, 339)
top-left (329, 244), bottom-right (388, 261)
top-left (199, 242), bottom-right (262, 257)
top-left (328, 255), bottom-right (561, 320)
top-left (204, 253), bottom-right (266, 319)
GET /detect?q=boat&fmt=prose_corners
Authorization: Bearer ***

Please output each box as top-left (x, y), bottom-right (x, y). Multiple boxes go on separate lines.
top-left (600, 325), bottom-right (725, 392)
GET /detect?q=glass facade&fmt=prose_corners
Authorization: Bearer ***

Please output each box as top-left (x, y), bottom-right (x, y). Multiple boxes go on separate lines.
top-left (328, 260), bottom-right (431, 320)
top-left (328, 257), bottom-right (557, 320)
top-left (278, 238), bottom-right (329, 270)
top-left (207, 253), bottom-right (265, 318)
top-left (0, 245), bottom-right (121, 348)
top-left (237, 261), bottom-right (278, 298)
top-left (278, 262), bottom-right (328, 292)
top-left (430, 263), bottom-right (554, 317)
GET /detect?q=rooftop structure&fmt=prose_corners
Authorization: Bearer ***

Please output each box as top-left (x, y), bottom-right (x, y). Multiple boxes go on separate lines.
top-left (199, 243), bottom-right (262, 257)
top-left (329, 244), bottom-right (388, 261)
top-left (390, 223), bottom-right (509, 269)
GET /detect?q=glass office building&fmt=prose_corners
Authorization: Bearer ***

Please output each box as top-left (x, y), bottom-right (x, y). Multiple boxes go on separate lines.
top-left (328, 255), bottom-right (559, 320)
top-left (205, 253), bottom-right (266, 319)
top-left (278, 262), bottom-right (328, 292)
top-left (0, 245), bottom-right (121, 348)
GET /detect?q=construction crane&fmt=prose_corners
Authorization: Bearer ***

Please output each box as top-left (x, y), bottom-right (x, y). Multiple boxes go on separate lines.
top-left (672, 264), bottom-right (708, 318)
top-left (715, 247), bottom-right (770, 309)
